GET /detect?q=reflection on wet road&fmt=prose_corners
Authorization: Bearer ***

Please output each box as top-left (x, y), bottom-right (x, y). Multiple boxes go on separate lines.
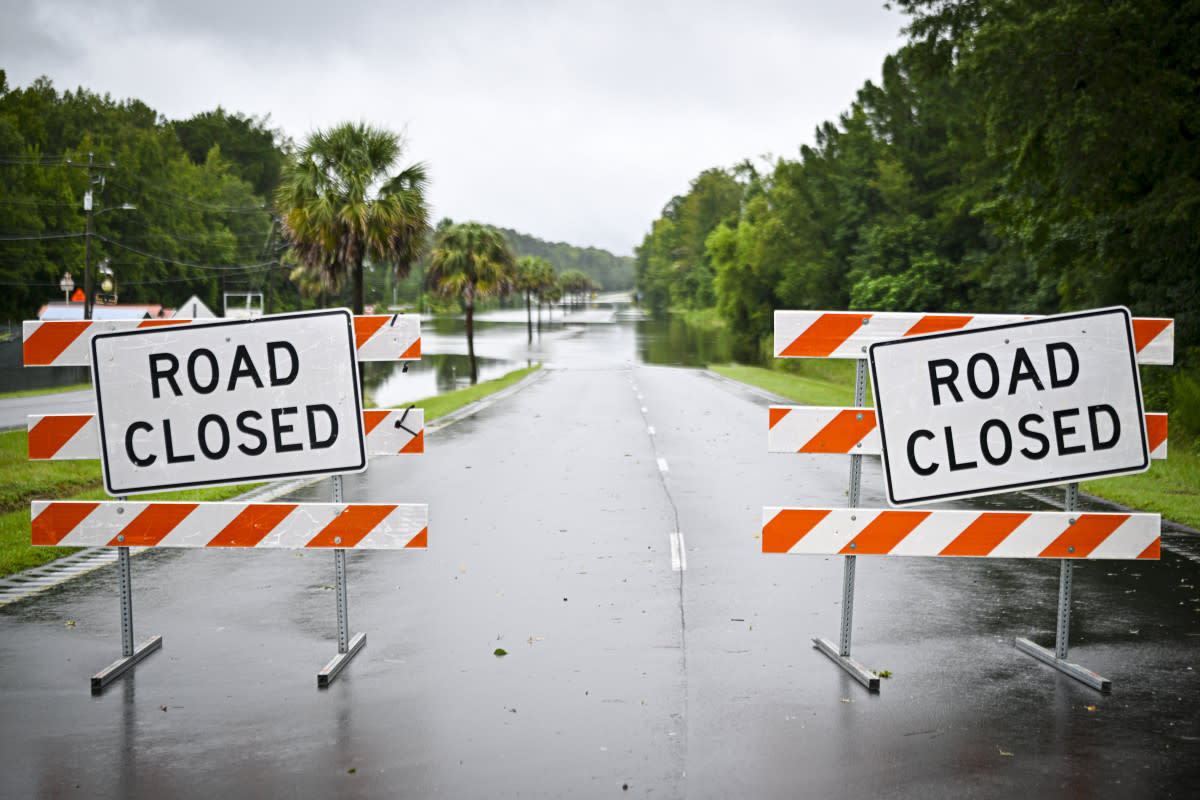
top-left (2, 314), bottom-right (1199, 798)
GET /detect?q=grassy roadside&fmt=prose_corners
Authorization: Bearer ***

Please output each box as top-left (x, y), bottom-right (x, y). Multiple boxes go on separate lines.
top-left (0, 383), bottom-right (91, 399)
top-left (406, 364), bottom-right (541, 422)
top-left (0, 478), bottom-right (261, 576)
top-left (710, 362), bottom-right (1199, 530)
top-left (710, 362), bottom-right (874, 407)
top-left (1082, 453), bottom-right (1200, 529)
top-left (0, 364), bottom-right (543, 577)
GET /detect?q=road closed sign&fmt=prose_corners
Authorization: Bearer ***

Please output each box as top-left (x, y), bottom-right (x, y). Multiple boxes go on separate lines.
top-left (91, 309), bottom-right (367, 495)
top-left (869, 307), bottom-right (1149, 506)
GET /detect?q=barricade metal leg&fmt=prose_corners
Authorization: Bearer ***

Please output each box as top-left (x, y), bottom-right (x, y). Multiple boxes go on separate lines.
top-left (1015, 483), bottom-right (1112, 693)
top-left (91, 545), bottom-right (162, 694)
top-left (814, 357), bottom-right (880, 692)
top-left (318, 476), bottom-right (366, 688)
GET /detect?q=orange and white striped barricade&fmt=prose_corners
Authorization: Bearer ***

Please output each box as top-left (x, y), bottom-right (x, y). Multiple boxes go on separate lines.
top-left (33, 499), bottom-right (429, 690)
top-left (32, 501), bottom-right (428, 552)
top-left (27, 408), bottom-right (426, 461)
top-left (763, 506), bottom-right (1161, 692)
top-left (762, 508), bottom-right (1160, 561)
top-left (774, 310), bottom-right (1174, 364)
top-left (21, 313), bottom-right (421, 367)
top-left (768, 308), bottom-right (1173, 693)
top-left (23, 310), bottom-right (427, 691)
top-left (768, 407), bottom-right (1169, 460)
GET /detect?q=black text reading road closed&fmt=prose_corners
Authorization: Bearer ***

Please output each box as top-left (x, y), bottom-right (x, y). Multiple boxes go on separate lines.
top-left (123, 342), bottom-right (340, 467)
top-left (907, 342), bottom-right (1121, 476)
top-left (868, 308), bottom-right (1148, 505)
top-left (91, 310), bottom-right (366, 495)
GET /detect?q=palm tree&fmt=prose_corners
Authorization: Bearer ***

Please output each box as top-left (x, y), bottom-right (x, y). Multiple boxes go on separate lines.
top-left (557, 269), bottom-right (598, 309)
top-left (541, 280), bottom-right (562, 326)
top-left (427, 222), bottom-right (516, 383)
top-left (516, 255), bottom-right (555, 342)
top-left (275, 122), bottom-right (429, 315)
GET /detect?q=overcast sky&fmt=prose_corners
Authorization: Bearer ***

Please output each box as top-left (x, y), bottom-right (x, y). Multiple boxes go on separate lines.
top-left (2, 0), bottom-right (908, 256)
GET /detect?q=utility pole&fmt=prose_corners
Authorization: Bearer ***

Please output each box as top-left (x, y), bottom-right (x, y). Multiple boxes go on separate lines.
top-left (264, 216), bottom-right (278, 315)
top-left (66, 152), bottom-right (115, 320)
top-left (84, 154), bottom-right (93, 320)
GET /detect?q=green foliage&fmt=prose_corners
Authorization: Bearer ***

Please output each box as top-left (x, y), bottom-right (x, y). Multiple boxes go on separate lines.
top-left (635, 167), bottom-right (747, 315)
top-left (428, 222), bottom-right (516, 309)
top-left (406, 364), bottom-right (541, 421)
top-left (557, 269), bottom-right (599, 306)
top-left (709, 363), bottom-right (872, 408)
top-left (497, 226), bottom-right (633, 292)
top-left (173, 107), bottom-right (288, 198)
top-left (515, 255), bottom-right (556, 339)
top-left (275, 121), bottom-right (430, 314)
top-left (0, 383), bottom-right (90, 399)
top-left (1171, 371), bottom-right (1200, 448)
top-left (1082, 449), bottom-right (1200, 531)
top-left (390, 223), bottom-right (625, 314)
top-left (0, 73), bottom-right (292, 322)
top-left (637, 0), bottom-right (1199, 380)
top-left (0, 427), bottom-right (264, 576)
top-left (427, 222), bottom-right (517, 383)
top-left (0, 430), bottom-right (100, 512)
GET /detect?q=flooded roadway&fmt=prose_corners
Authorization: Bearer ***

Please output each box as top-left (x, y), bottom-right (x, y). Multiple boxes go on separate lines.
top-left (2, 314), bottom-right (1199, 798)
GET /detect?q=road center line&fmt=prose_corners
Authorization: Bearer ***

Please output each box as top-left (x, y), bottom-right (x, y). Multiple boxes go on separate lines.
top-left (670, 532), bottom-right (687, 571)
top-left (657, 457), bottom-right (669, 473)
top-left (648, 426), bottom-right (656, 435)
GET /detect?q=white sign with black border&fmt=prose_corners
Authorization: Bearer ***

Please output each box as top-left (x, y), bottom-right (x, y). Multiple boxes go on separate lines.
top-left (869, 307), bottom-right (1149, 506)
top-left (91, 309), bottom-right (367, 496)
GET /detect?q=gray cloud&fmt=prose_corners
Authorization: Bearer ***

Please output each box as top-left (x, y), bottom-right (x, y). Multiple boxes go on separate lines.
top-left (2, 0), bottom-right (907, 254)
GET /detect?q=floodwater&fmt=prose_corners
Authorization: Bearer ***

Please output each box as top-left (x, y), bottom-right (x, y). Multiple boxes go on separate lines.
top-left (362, 305), bottom-right (734, 407)
top-left (1, 301), bottom-right (733, 401)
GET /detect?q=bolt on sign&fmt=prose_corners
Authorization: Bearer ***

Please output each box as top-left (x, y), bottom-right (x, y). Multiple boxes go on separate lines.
top-left (869, 307), bottom-right (1150, 506)
top-left (90, 309), bottom-right (367, 495)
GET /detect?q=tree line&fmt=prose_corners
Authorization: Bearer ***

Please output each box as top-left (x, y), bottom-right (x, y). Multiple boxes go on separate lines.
top-left (0, 71), bottom-right (624, 325)
top-left (0, 72), bottom-right (286, 320)
top-left (634, 0), bottom-right (1198, 429)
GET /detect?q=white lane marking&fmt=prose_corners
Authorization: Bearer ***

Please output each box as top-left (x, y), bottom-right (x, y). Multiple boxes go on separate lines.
top-left (657, 457), bottom-right (669, 473)
top-left (641, 406), bottom-right (648, 414)
top-left (647, 426), bottom-right (656, 436)
top-left (670, 532), bottom-right (687, 571)
top-left (637, 394), bottom-right (644, 400)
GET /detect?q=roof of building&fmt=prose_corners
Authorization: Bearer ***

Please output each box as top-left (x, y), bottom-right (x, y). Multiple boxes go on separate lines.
top-left (36, 303), bottom-right (165, 321)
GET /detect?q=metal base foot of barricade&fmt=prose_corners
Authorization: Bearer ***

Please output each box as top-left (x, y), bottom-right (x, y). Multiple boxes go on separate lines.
top-left (90, 635), bottom-right (163, 694)
top-left (1014, 637), bottom-right (1111, 693)
top-left (318, 631), bottom-right (366, 688)
top-left (814, 637), bottom-right (880, 692)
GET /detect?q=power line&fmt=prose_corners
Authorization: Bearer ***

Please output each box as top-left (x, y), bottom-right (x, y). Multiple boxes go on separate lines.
top-left (0, 198), bottom-right (78, 208)
top-left (0, 236), bottom-right (278, 272)
top-left (0, 232), bottom-right (85, 241)
top-left (1, 225), bottom-right (279, 247)
top-left (107, 177), bottom-right (268, 214)
top-left (0, 154), bottom-right (270, 213)
top-left (0, 156), bottom-right (75, 166)
top-left (93, 234), bottom-right (275, 271)
top-left (0, 268), bottom-right (275, 288)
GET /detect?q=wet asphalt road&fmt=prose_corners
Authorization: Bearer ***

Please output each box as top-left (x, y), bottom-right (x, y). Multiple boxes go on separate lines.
top-left (0, 388), bottom-right (94, 431)
top-left (3, 355), bottom-right (1200, 798)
